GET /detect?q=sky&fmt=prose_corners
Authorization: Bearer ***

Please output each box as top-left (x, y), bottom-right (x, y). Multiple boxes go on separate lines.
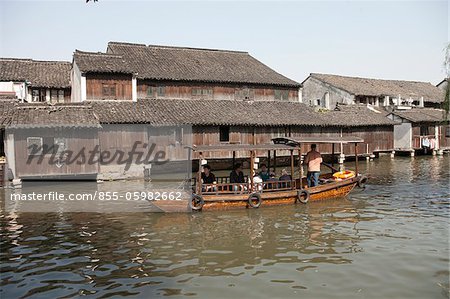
top-left (0, 0), bottom-right (448, 84)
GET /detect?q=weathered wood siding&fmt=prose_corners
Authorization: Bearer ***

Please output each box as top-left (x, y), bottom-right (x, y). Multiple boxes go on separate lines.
top-left (192, 125), bottom-right (394, 160)
top-left (86, 74), bottom-right (132, 100)
top-left (137, 80), bottom-right (298, 101)
top-left (13, 128), bottom-right (99, 178)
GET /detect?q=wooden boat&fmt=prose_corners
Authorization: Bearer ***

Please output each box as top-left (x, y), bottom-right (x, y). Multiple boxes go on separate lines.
top-left (177, 136), bottom-right (367, 212)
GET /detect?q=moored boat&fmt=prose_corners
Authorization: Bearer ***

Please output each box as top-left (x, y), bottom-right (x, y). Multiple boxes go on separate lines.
top-left (154, 136), bottom-right (368, 212)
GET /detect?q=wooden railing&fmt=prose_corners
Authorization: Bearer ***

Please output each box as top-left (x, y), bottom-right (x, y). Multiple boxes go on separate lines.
top-left (200, 179), bottom-right (297, 195)
top-left (412, 135), bottom-right (436, 149)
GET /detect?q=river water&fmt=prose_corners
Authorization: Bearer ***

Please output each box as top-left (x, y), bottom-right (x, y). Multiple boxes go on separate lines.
top-left (1, 155), bottom-right (449, 298)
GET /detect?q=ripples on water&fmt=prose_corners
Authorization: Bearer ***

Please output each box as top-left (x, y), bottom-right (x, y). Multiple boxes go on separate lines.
top-left (1, 156), bottom-right (449, 298)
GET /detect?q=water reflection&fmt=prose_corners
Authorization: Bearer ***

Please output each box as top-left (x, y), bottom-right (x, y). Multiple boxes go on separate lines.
top-left (0, 155), bottom-right (449, 298)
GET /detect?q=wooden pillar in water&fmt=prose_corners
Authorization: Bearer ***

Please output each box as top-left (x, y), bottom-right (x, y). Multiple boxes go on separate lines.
top-left (354, 143), bottom-right (359, 175)
top-left (290, 149), bottom-right (295, 189)
top-left (197, 152), bottom-right (203, 195)
top-left (250, 150), bottom-right (255, 190)
top-left (298, 144), bottom-right (303, 190)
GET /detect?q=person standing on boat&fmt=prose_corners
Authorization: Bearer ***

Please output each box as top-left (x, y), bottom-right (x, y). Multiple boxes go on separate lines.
top-left (304, 144), bottom-right (322, 187)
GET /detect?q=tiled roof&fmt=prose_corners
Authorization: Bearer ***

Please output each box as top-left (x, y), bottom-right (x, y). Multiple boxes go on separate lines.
top-left (321, 104), bottom-right (397, 126)
top-left (0, 58), bottom-right (71, 88)
top-left (307, 73), bottom-right (444, 103)
top-left (88, 99), bottom-right (396, 127)
top-left (391, 108), bottom-right (449, 123)
top-left (73, 50), bottom-right (134, 74)
top-left (0, 100), bottom-right (19, 127)
top-left (8, 105), bottom-right (100, 128)
top-left (106, 42), bottom-right (300, 87)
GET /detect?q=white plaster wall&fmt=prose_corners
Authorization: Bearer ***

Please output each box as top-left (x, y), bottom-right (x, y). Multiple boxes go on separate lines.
top-left (302, 77), bottom-right (355, 108)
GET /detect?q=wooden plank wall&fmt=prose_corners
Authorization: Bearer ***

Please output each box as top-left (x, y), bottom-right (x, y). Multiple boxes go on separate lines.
top-left (137, 80), bottom-right (298, 101)
top-left (14, 128), bottom-right (99, 177)
top-left (86, 73), bottom-right (132, 100)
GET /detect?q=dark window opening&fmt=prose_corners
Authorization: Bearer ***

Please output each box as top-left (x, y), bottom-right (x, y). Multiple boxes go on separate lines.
top-left (420, 126), bottom-right (429, 136)
top-left (446, 125), bottom-right (450, 137)
top-left (219, 126), bottom-right (230, 142)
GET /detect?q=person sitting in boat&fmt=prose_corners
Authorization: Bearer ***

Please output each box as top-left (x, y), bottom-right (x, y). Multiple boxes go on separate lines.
top-left (230, 163), bottom-right (245, 191)
top-left (265, 172), bottom-right (278, 189)
top-left (201, 164), bottom-right (217, 192)
top-left (258, 164), bottom-right (270, 181)
top-left (304, 144), bottom-right (322, 187)
top-left (279, 169), bottom-right (292, 188)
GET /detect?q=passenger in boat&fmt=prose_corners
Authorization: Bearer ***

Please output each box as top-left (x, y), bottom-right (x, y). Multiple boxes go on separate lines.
top-left (230, 163), bottom-right (245, 191)
top-left (279, 169), bottom-right (292, 188)
top-left (266, 172), bottom-right (278, 189)
top-left (258, 164), bottom-right (270, 181)
top-left (304, 144), bottom-right (322, 187)
top-left (201, 164), bottom-right (217, 192)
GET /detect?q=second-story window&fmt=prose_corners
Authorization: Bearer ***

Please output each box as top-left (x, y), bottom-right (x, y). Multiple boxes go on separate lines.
top-left (147, 86), bottom-right (153, 97)
top-left (102, 84), bottom-right (116, 97)
top-left (274, 89), bottom-right (289, 101)
top-left (157, 86), bottom-right (165, 97)
top-left (219, 126), bottom-right (230, 142)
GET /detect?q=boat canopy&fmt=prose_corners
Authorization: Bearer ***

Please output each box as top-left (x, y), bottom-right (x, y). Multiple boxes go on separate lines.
top-left (272, 136), bottom-right (364, 145)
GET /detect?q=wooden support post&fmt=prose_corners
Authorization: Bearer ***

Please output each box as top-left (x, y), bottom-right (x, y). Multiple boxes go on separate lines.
top-left (267, 150), bottom-right (271, 171)
top-left (354, 143), bottom-right (359, 175)
top-left (299, 144), bottom-right (303, 190)
top-left (232, 151), bottom-right (236, 169)
top-left (290, 150), bottom-right (295, 189)
top-left (273, 150), bottom-right (277, 173)
top-left (197, 152), bottom-right (203, 194)
top-left (331, 143), bottom-right (335, 167)
top-left (250, 150), bottom-right (255, 190)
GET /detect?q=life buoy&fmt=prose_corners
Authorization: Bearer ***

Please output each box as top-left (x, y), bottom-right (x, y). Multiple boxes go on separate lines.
top-left (357, 176), bottom-right (368, 188)
top-left (333, 170), bottom-right (356, 180)
top-left (248, 193), bottom-right (262, 208)
top-left (297, 189), bottom-right (310, 204)
top-left (189, 194), bottom-right (204, 211)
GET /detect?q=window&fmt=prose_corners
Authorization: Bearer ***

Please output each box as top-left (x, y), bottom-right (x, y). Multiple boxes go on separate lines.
top-left (147, 86), bottom-right (154, 97)
top-left (51, 89), bottom-right (58, 102)
top-left (175, 127), bottom-right (183, 144)
top-left (192, 88), bottom-right (213, 96)
top-left (102, 84), bottom-right (116, 97)
top-left (156, 86), bottom-right (165, 97)
top-left (274, 89), bottom-right (289, 101)
top-left (32, 89), bottom-right (40, 102)
top-left (219, 126), bottom-right (230, 142)
top-left (27, 137), bottom-right (43, 155)
top-left (420, 126), bottom-right (429, 136)
top-left (58, 90), bottom-right (64, 102)
top-left (446, 125), bottom-right (450, 138)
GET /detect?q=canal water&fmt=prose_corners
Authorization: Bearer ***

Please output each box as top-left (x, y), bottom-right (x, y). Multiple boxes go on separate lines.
top-left (1, 155), bottom-right (449, 298)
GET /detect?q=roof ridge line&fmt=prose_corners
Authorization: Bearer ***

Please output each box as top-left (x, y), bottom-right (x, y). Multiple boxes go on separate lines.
top-left (311, 73), bottom-right (433, 85)
top-left (108, 41), bottom-right (248, 54)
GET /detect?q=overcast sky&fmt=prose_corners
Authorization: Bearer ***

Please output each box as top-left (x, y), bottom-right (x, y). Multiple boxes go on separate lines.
top-left (0, 0), bottom-right (448, 84)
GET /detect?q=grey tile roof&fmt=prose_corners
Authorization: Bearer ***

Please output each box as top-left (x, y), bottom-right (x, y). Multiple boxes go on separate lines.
top-left (321, 104), bottom-right (397, 126)
top-left (0, 99), bottom-right (19, 127)
top-left (391, 108), bottom-right (449, 123)
top-left (0, 58), bottom-right (71, 88)
top-left (88, 99), bottom-right (396, 127)
top-left (8, 104), bottom-right (100, 128)
top-left (73, 50), bottom-right (134, 74)
top-left (106, 42), bottom-right (300, 87)
top-left (308, 73), bottom-right (444, 103)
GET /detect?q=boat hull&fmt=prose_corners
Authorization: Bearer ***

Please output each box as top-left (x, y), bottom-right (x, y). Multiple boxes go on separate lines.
top-left (200, 176), bottom-right (359, 211)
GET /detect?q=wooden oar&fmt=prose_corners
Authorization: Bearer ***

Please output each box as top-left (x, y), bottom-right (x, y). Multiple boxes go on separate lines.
top-left (322, 163), bottom-right (340, 173)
